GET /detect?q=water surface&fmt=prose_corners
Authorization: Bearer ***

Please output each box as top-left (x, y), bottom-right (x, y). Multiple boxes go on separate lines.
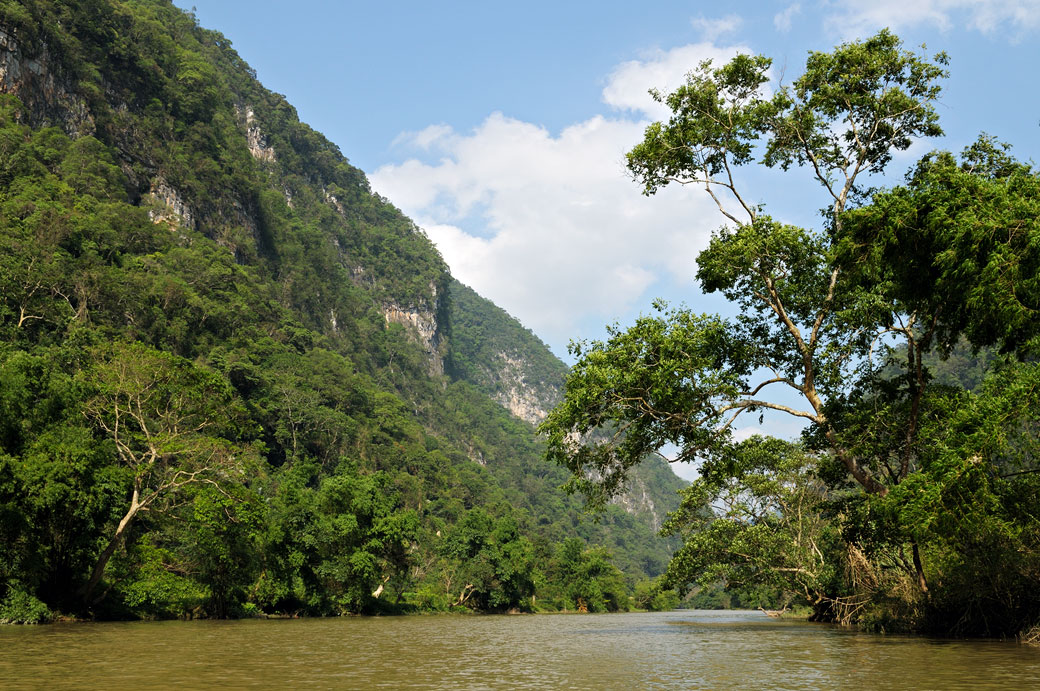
top-left (3, 610), bottom-right (1038, 689)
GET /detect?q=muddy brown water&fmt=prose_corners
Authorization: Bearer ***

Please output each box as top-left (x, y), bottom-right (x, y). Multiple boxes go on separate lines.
top-left (3, 610), bottom-right (1039, 689)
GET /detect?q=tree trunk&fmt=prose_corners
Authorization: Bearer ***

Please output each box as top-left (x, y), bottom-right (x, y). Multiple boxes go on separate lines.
top-left (911, 541), bottom-right (929, 593)
top-left (79, 489), bottom-right (143, 605)
top-left (450, 583), bottom-right (475, 608)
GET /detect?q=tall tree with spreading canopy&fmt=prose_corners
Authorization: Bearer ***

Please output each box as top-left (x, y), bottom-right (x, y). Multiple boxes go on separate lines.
top-left (542, 31), bottom-right (1040, 631)
top-left (545, 29), bottom-right (949, 498)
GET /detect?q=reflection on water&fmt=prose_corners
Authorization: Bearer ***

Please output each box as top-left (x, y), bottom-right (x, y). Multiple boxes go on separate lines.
top-left (3, 610), bottom-right (1039, 689)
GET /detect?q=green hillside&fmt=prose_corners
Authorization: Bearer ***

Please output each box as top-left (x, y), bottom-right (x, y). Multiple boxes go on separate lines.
top-left (0, 0), bottom-right (682, 622)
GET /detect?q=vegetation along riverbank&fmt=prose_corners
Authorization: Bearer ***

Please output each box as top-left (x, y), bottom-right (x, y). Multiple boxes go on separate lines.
top-left (1, 0), bottom-right (1037, 640)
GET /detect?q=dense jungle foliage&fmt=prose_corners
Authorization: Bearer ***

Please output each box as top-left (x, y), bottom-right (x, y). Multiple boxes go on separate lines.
top-left (543, 32), bottom-right (1040, 637)
top-left (0, 0), bottom-right (684, 623)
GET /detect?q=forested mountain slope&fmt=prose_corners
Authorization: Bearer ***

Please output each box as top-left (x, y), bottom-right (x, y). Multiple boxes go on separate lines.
top-left (0, 0), bottom-right (682, 622)
top-left (447, 279), bottom-right (685, 531)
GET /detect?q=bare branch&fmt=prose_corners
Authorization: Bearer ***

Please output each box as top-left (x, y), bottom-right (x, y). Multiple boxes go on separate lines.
top-left (717, 398), bottom-right (820, 423)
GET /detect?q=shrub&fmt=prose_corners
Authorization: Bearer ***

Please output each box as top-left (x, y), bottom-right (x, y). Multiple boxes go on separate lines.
top-left (0, 588), bottom-right (52, 624)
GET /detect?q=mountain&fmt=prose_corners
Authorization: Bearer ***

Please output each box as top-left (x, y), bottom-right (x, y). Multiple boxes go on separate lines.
top-left (446, 278), bottom-right (686, 532)
top-left (0, 0), bottom-right (683, 621)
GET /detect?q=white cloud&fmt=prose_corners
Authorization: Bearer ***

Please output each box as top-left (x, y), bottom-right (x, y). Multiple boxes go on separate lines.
top-left (394, 123), bottom-right (453, 151)
top-left (371, 41), bottom-right (777, 351)
top-left (602, 42), bottom-right (751, 120)
top-left (774, 3), bottom-right (802, 33)
top-left (690, 14), bottom-right (743, 41)
top-left (824, 0), bottom-right (1040, 39)
top-left (371, 108), bottom-right (720, 346)
top-left (966, 0), bottom-right (1040, 32)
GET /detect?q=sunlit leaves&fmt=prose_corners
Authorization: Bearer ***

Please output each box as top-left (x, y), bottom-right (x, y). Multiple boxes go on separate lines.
top-left (541, 306), bottom-right (750, 505)
top-left (840, 137), bottom-right (1040, 353)
top-left (766, 29), bottom-right (947, 186)
top-left (627, 54), bottom-right (775, 199)
top-left (662, 436), bottom-right (835, 602)
top-left (628, 31), bottom-right (948, 219)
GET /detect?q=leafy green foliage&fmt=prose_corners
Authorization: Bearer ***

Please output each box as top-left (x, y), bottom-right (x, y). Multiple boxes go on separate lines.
top-left (542, 306), bottom-right (746, 504)
top-left (662, 437), bottom-right (837, 608)
top-left (840, 137), bottom-right (1040, 352)
top-left (764, 30), bottom-right (946, 179)
top-left (537, 538), bottom-right (629, 613)
top-left (0, 0), bottom-right (680, 620)
top-left (447, 279), bottom-right (566, 405)
top-left (545, 31), bottom-right (1040, 636)
top-left (632, 577), bottom-right (680, 611)
top-left (440, 509), bottom-right (536, 612)
top-left (627, 30), bottom-right (947, 221)
top-left (0, 586), bottom-right (51, 624)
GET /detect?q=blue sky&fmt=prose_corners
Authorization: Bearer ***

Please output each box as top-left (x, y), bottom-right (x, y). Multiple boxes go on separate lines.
top-left (178, 1), bottom-right (1040, 475)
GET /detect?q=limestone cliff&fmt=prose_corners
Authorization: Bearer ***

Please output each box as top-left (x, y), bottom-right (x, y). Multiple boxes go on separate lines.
top-left (492, 351), bottom-right (553, 425)
top-left (240, 105), bottom-right (275, 163)
top-left (0, 27), bottom-right (93, 136)
top-left (0, 12), bottom-right (451, 376)
top-left (383, 292), bottom-right (445, 376)
top-left (147, 176), bottom-right (195, 229)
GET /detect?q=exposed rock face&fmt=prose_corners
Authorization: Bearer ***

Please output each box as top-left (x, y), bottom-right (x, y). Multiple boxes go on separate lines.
top-left (383, 297), bottom-right (443, 375)
top-left (324, 188), bottom-right (346, 216)
top-left (147, 176), bottom-right (195, 229)
top-left (493, 353), bottom-right (551, 425)
top-left (467, 447), bottom-right (487, 466)
top-left (0, 26), bottom-right (94, 136)
top-left (242, 106), bottom-right (275, 163)
top-left (612, 476), bottom-right (663, 531)
top-left (484, 359), bottom-right (679, 530)
top-left (325, 177), bottom-right (446, 374)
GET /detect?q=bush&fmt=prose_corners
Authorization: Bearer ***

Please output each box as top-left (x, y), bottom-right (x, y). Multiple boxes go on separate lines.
top-left (0, 588), bottom-right (52, 624)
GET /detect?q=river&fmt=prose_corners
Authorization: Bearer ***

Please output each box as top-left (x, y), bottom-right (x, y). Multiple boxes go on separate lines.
top-left (3, 610), bottom-right (1039, 689)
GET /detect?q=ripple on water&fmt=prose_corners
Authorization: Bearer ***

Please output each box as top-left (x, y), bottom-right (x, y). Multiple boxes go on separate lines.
top-left (3, 610), bottom-right (1040, 689)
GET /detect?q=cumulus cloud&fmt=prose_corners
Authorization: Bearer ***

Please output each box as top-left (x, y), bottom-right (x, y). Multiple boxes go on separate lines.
top-left (392, 123), bottom-right (453, 151)
top-left (602, 42), bottom-right (751, 120)
top-left (824, 0), bottom-right (1040, 39)
top-left (371, 112), bottom-right (718, 346)
top-left (370, 42), bottom-right (766, 349)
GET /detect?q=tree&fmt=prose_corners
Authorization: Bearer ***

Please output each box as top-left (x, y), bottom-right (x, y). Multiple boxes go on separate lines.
top-left (0, 0), bottom-right (818, 620)
top-left (544, 31), bottom-right (1040, 634)
top-left (439, 508), bottom-right (537, 612)
top-left (542, 538), bottom-right (629, 613)
top-left (78, 342), bottom-right (250, 604)
top-left (662, 436), bottom-right (838, 611)
top-left (540, 31), bottom-right (1029, 620)
top-left (0, 347), bottom-right (121, 614)
top-left (546, 31), bottom-right (948, 482)
top-left (632, 576), bottom-right (680, 612)
top-left (306, 470), bottom-right (418, 614)
top-left (838, 136), bottom-right (1040, 353)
